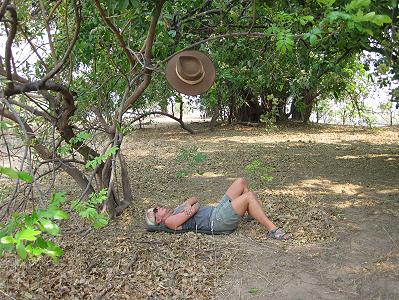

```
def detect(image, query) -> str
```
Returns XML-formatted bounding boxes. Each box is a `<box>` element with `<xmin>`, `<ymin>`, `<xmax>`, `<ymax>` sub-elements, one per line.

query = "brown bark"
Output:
<box><xmin>114</xmin><ymin>152</ymin><xmax>132</xmax><ymax>216</ymax></box>
<box><xmin>0</xmin><ymin>107</ymin><xmax>95</xmax><ymax>196</ymax></box>
<box><xmin>302</xmin><ymin>89</ymin><xmax>317</xmax><ymax>124</ymax></box>
<box><xmin>209</xmin><ymin>88</ymin><xmax>222</xmax><ymax>131</ymax></box>
<box><xmin>131</xmin><ymin>111</ymin><xmax>195</xmax><ymax>134</ymax></box>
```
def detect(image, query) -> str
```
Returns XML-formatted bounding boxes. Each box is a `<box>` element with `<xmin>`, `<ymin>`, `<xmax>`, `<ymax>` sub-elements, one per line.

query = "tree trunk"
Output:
<box><xmin>160</xmin><ymin>103</ymin><xmax>168</xmax><ymax>114</ymax></box>
<box><xmin>290</xmin><ymin>98</ymin><xmax>302</xmax><ymax>121</ymax></box>
<box><xmin>236</xmin><ymin>89</ymin><xmax>262</xmax><ymax>123</ymax></box>
<box><xmin>302</xmin><ymin>89</ymin><xmax>317</xmax><ymax>124</ymax></box>
<box><xmin>276</xmin><ymin>100</ymin><xmax>288</xmax><ymax>123</ymax></box>
<box><xmin>228</xmin><ymin>94</ymin><xmax>235</xmax><ymax>124</ymax></box>
<box><xmin>209</xmin><ymin>88</ymin><xmax>221</xmax><ymax>131</ymax></box>
<box><xmin>114</xmin><ymin>152</ymin><xmax>132</xmax><ymax>216</ymax></box>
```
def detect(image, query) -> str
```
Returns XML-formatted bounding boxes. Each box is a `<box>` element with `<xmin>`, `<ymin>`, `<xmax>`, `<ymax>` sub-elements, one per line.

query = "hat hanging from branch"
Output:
<box><xmin>165</xmin><ymin>50</ymin><xmax>216</xmax><ymax>96</ymax></box>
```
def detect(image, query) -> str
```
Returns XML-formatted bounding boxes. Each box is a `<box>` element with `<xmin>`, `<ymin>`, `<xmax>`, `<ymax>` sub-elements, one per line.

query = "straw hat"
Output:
<box><xmin>165</xmin><ymin>50</ymin><xmax>216</xmax><ymax>96</ymax></box>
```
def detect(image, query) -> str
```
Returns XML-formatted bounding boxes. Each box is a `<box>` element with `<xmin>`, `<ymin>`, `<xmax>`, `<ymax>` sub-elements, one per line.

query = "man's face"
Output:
<box><xmin>153</xmin><ymin>207</ymin><xmax>168</xmax><ymax>224</ymax></box>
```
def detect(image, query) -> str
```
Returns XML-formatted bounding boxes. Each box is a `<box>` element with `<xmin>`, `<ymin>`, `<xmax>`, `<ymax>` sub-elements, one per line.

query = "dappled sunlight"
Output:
<box><xmin>376</xmin><ymin>261</ymin><xmax>399</xmax><ymax>273</ymax></box>
<box><xmin>141</xmin><ymin>197</ymin><xmax>154</xmax><ymax>206</ymax></box>
<box><xmin>191</xmin><ymin>171</ymin><xmax>224</xmax><ymax>178</ymax></box>
<box><xmin>334</xmin><ymin>198</ymin><xmax>378</xmax><ymax>209</ymax></box>
<box><xmin>279</xmin><ymin>178</ymin><xmax>364</xmax><ymax>196</ymax></box>
<box><xmin>376</xmin><ymin>188</ymin><xmax>399</xmax><ymax>195</ymax></box>
<box><xmin>337</xmin><ymin>153</ymin><xmax>399</xmax><ymax>161</ymax></box>
<box><xmin>152</xmin><ymin>165</ymin><xmax>165</xmax><ymax>170</ymax></box>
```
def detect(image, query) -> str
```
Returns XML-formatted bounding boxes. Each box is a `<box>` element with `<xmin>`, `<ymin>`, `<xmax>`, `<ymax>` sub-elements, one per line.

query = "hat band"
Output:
<box><xmin>175</xmin><ymin>65</ymin><xmax>205</xmax><ymax>85</ymax></box>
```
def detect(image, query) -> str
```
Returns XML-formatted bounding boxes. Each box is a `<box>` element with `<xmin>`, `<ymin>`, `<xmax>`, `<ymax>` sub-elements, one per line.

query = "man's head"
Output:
<box><xmin>145</xmin><ymin>208</ymin><xmax>157</xmax><ymax>226</ymax></box>
<box><xmin>145</xmin><ymin>206</ymin><xmax>169</xmax><ymax>226</ymax></box>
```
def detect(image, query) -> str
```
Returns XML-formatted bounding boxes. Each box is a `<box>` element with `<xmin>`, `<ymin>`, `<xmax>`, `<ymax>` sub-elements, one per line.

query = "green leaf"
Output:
<box><xmin>0</xmin><ymin>242</ymin><xmax>14</xmax><ymax>256</ymax></box>
<box><xmin>43</xmin><ymin>241</ymin><xmax>63</xmax><ymax>261</ymax></box>
<box><xmin>326</xmin><ymin>11</ymin><xmax>351</xmax><ymax>23</ymax></box>
<box><xmin>0</xmin><ymin>120</ymin><xmax>12</xmax><ymax>130</ymax></box>
<box><xmin>88</xmin><ymin>189</ymin><xmax>108</xmax><ymax>205</ymax></box>
<box><xmin>276</xmin><ymin>30</ymin><xmax>294</xmax><ymax>54</ymax></box>
<box><xmin>15</xmin><ymin>227</ymin><xmax>41</xmax><ymax>241</ymax></box>
<box><xmin>50</xmin><ymin>209</ymin><xmax>69</xmax><ymax>220</ymax></box>
<box><xmin>370</xmin><ymin>14</ymin><xmax>392</xmax><ymax>26</ymax></box>
<box><xmin>309</xmin><ymin>34</ymin><xmax>318</xmax><ymax>46</ymax></box>
<box><xmin>168</xmin><ymin>30</ymin><xmax>176</xmax><ymax>37</ymax></box>
<box><xmin>345</xmin><ymin>0</ymin><xmax>370</xmax><ymax>11</ymax></box>
<box><xmin>79</xmin><ymin>207</ymin><xmax>97</xmax><ymax>218</ymax></box>
<box><xmin>38</xmin><ymin>207</ymin><xmax>68</xmax><ymax>220</ymax></box>
<box><xmin>25</xmin><ymin>244</ymin><xmax>44</xmax><ymax>256</ymax></box>
<box><xmin>299</xmin><ymin>16</ymin><xmax>314</xmax><ymax>26</ymax></box>
<box><xmin>17</xmin><ymin>171</ymin><xmax>33</xmax><ymax>183</ymax></box>
<box><xmin>70</xmin><ymin>131</ymin><xmax>92</xmax><ymax>144</ymax></box>
<box><xmin>92</xmin><ymin>217</ymin><xmax>108</xmax><ymax>229</ymax></box>
<box><xmin>1</xmin><ymin>236</ymin><xmax>16</xmax><ymax>244</ymax></box>
<box><xmin>51</xmin><ymin>192</ymin><xmax>67</xmax><ymax>207</ymax></box>
<box><xmin>16</xmin><ymin>241</ymin><xmax>27</xmax><ymax>260</ymax></box>
<box><xmin>71</xmin><ymin>200</ymin><xmax>85</xmax><ymax>212</ymax></box>
<box><xmin>119</xmin><ymin>0</ymin><xmax>130</xmax><ymax>10</ymax></box>
<box><xmin>85</xmin><ymin>146</ymin><xmax>119</xmax><ymax>170</ymax></box>
<box><xmin>57</xmin><ymin>144</ymin><xmax>72</xmax><ymax>156</ymax></box>
<box><xmin>317</xmin><ymin>0</ymin><xmax>336</xmax><ymax>6</ymax></box>
<box><xmin>176</xmin><ymin>171</ymin><xmax>187</xmax><ymax>178</ymax></box>
<box><xmin>0</xmin><ymin>167</ymin><xmax>19</xmax><ymax>180</ymax></box>
<box><xmin>249</xmin><ymin>288</ymin><xmax>258</xmax><ymax>294</ymax></box>
<box><xmin>39</xmin><ymin>219</ymin><xmax>60</xmax><ymax>236</ymax></box>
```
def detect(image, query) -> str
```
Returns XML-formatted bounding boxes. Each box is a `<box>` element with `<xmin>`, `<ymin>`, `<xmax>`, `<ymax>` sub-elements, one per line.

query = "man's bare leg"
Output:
<box><xmin>230</xmin><ymin>191</ymin><xmax>276</xmax><ymax>231</ymax></box>
<box><xmin>225</xmin><ymin>178</ymin><xmax>289</xmax><ymax>239</ymax></box>
<box><xmin>225</xmin><ymin>178</ymin><xmax>250</xmax><ymax>200</ymax></box>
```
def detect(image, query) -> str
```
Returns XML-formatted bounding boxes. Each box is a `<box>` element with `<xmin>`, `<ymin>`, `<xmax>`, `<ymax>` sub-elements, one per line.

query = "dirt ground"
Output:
<box><xmin>1</xmin><ymin>122</ymin><xmax>398</xmax><ymax>300</ymax></box>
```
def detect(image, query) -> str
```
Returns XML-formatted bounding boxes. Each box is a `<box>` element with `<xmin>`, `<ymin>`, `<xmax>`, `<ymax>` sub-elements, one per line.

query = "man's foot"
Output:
<box><xmin>267</xmin><ymin>228</ymin><xmax>290</xmax><ymax>241</ymax></box>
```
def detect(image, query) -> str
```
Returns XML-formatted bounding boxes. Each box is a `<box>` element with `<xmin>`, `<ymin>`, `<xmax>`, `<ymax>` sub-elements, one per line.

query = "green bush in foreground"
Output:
<box><xmin>0</xmin><ymin>189</ymin><xmax>109</xmax><ymax>262</ymax></box>
<box><xmin>0</xmin><ymin>193</ymin><xmax>68</xmax><ymax>262</ymax></box>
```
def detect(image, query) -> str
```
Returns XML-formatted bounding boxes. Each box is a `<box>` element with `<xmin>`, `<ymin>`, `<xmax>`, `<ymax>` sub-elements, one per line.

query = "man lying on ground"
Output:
<box><xmin>145</xmin><ymin>178</ymin><xmax>289</xmax><ymax>240</ymax></box>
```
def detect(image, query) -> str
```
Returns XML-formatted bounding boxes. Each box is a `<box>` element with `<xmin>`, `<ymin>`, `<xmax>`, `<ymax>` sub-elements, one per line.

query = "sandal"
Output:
<box><xmin>267</xmin><ymin>228</ymin><xmax>290</xmax><ymax>241</ymax></box>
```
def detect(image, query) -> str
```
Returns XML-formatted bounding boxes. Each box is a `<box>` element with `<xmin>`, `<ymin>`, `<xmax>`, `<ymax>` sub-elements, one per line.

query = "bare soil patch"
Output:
<box><xmin>1</xmin><ymin>123</ymin><xmax>398</xmax><ymax>299</ymax></box>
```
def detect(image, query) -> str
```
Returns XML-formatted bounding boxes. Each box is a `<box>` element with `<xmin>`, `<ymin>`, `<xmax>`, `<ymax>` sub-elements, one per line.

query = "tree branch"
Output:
<box><xmin>121</xmin><ymin>0</ymin><xmax>166</xmax><ymax>114</ymax></box>
<box><xmin>0</xmin><ymin>105</ymin><xmax>96</xmax><ymax>196</ymax></box>
<box><xmin>18</xmin><ymin>24</ymin><xmax>49</xmax><ymax>71</ymax></box>
<box><xmin>4</xmin><ymin>5</ymin><xmax>17</xmax><ymax>91</ymax></box>
<box><xmin>130</xmin><ymin>111</ymin><xmax>195</xmax><ymax>134</ymax></box>
<box><xmin>94</xmin><ymin>0</ymin><xmax>136</xmax><ymax>69</ymax></box>
<box><xmin>7</xmin><ymin>98</ymin><xmax>55</xmax><ymax>122</ymax></box>
<box><xmin>0</xmin><ymin>0</ymin><xmax>10</xmax><ymax>21</ymax></box>
<box><xmin>40</xmin><ymin>0</ymin><xmax>81</xmax><ymax>83</ymax></box>
<box><xmin>160</xmin><ymin>31</ymin><xmax>274</xmax><ymax>66</ymax></box>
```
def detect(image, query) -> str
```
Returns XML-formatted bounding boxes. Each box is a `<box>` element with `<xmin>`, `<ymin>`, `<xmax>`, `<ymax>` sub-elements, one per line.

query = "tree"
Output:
<box><xmin>0</xmin><ymin>0</ymin><xmax>395</xmax><ymax>221</ymax></box>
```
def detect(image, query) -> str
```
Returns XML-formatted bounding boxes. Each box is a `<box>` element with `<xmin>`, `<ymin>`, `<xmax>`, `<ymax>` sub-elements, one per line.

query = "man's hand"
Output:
<box><xmin>183</xmin><ymin>202</ymin><xmax>199</xmax><ymax>216</ymax></box>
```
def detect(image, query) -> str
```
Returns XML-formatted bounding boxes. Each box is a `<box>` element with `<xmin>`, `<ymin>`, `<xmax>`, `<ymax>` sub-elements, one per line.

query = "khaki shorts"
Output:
<box><xmin>210</xmin><ymin>194</ymin><xmax>242</xmax><ymax>231</ymax></box>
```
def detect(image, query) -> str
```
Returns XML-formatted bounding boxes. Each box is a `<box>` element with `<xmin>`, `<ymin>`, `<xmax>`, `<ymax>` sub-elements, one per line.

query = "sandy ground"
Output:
<box><xmin>0</xmin><ymin>122</ymin><xmax>398</xmax><ymax>299</ymax></box>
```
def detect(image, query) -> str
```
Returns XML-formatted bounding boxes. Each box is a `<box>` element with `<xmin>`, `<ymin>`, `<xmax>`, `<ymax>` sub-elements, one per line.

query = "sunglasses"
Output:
<box><xmin>153</xmin><ymin>207</ymin><xmax>158</xmax><ymax>214</ymax></box>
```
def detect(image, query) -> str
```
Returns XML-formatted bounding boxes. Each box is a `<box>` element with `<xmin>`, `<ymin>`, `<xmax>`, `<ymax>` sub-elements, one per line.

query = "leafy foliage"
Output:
<box><xmin>57</xmin><ymin>131</ymin><xmax>92</xmax><ymax>156</ymax></box>
<box><xmin>175</xmin><ymin>146</ymin><xmax>207</xmax><ymax>178</ymax></box>
<box><xmin>85</xmin><ymin>146</ymin><xmax>119</xmax><ymax>170</ymax></box>
<box><xmin>0</xmin><ymin>0</ymin><xmax>397</xmax><ymax>229</ymax></box>
<box><xmin>244</xmin><ymin>160</ymin><xmax>275</xmax><ymax>190</ymax></box>
<box><xmin>71</xmin><ymin>189</ymin><xmax>109</xmax><ymax>229</ymax></box>
<box><xmin>0</xmin><ymin>193</ymin><xmax>68</xmax><ymax>262</ymax></box>
<box><xmin>0</xmin><ymin>167</ymin><xmax>33</xmax><ymax>183</ymax></box>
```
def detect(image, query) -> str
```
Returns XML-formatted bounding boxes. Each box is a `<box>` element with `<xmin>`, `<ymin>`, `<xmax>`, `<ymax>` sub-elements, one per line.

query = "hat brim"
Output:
<box><xmin>165</xmin><ymin>50</ymin><xmax>216</xmax><ymax>96</ymax></box>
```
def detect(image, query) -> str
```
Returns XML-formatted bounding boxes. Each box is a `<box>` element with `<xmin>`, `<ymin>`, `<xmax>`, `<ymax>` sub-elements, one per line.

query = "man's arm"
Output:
<box><xmin>184</xmin><ymin>196</ymin><xmax>198</xmax><ymax>206</ymax></box>
<box><xmin>164</xmin><ymin>202</ymin><xmax>200</xmax><ymax>230</ymax></box>
<box><xmin>181</xmin><ymin>197</ymin><xmax>199</xmax><ymax>216</ymax></box>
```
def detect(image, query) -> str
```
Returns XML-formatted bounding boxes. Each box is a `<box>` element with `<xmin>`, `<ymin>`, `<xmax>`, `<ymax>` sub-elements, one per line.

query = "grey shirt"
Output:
<box><xmin>174</xmin><ymin>205</ymin><xmax>214</xmax><ymax>231</ymax></box>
